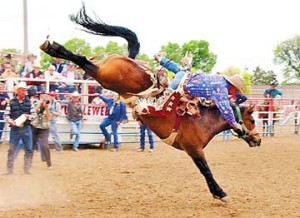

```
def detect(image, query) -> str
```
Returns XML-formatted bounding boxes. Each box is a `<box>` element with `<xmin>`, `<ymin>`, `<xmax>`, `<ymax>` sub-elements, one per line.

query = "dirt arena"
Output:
<box><xmin>0</xmin><ymin>135</ymin><xmax>299</xmax><ymax>218</ymax></box>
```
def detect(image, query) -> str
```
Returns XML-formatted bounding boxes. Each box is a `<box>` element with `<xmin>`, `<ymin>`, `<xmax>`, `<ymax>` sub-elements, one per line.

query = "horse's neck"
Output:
<box><xmin>201</xmin><ymin>107</ymin><xmax>229</xmax><ymax>134</ymax></box>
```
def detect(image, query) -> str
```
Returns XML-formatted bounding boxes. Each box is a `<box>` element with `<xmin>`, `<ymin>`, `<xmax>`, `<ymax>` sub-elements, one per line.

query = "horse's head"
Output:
<box><xmin>235</xmin><ymin>105</ymin><xmax>262</xmax><ymax>147</ymax></box>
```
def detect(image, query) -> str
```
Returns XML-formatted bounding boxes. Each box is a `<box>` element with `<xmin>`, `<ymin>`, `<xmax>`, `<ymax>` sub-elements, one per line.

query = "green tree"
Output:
<box><xmin>161</xmin><ymin>43</ymin><xmax>182</xmax><ymax>63</ymax></box>
<box><xmin>159</xmin><ymin>40</ymin><xmax>217</xmax><ymax>72</ymax></box>
<box><xmin>64</xmin><ymin>38</ymin><xmax>93</xmax><ymax>57</ymax></box>
<box><xmin>252</xmin><ymin>66</ymin><xmax>278</xmax><ymax>85</ymax></box>
<box><xmin>182</xmin><ymin>40</ymin><xmax>216</xmax><ymax>72</ymax></box>
<box><xmin>274</xmin><ymin>35</ymin><xmax>300</xmax><ymax>84</ymax></box>
<box><xmin>104</xmin><ymin>41</ymin><xmax>127</xmax><ymax>55</ymax></box>
<box><xmin>39</xmin><ymin>52</ymin><xmax>54</xmax><ymax>70</ymax></box>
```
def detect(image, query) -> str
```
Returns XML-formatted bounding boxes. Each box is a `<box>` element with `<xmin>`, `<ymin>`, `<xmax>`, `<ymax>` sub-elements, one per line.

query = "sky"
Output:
<box><xmin>1</xmin><ymin>0</ymin><xmax>300</xmax><ymax>79</ymax></box>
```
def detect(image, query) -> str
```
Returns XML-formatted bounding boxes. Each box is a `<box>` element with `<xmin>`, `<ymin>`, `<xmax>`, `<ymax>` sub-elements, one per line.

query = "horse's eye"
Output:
<box><xmin>251</xmin><ymin>120</ymin><xmax>255</xmax><ymax>124</ymax></box>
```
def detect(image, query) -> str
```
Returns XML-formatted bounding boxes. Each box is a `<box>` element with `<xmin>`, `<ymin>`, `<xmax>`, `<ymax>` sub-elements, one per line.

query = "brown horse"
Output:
<box><xmin>40</xmin><ymin>5</ymin><xmax>261</xmax><ymax>201</ymax></box>
<box><xmin>257</xmin><ymin>99</ymin><xmax>279</xmax><ymax>137</ymax></box>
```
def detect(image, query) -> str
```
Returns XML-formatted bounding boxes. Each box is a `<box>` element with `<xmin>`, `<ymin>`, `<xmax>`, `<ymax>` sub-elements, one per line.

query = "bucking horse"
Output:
<box><xmin>40</xmin><ymin>5</ymin><xmax>261</xmax><ymax>202</ymax></box>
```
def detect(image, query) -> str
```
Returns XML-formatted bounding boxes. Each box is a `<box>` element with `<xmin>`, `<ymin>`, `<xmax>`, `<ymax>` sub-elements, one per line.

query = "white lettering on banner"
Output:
<box><xmin>61</xmin><ymin>105</ymin><xmax>108</xmax><ymax>116</ymax></box>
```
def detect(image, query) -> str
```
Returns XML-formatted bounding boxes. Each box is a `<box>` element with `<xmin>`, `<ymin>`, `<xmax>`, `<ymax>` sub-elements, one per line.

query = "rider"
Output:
<box><xmin>263</xmin><ymin>81</ymin><xmax>283</xmax><ymax>99</ymax></box>
<box><xmin>154</xmin><ymin>53</ymin><xmax>248</xmax><ymax>135</ymax></box>
<box><xmin>263</xmin><ymin>81</ymin><xmax>283</xmax><ymax>112</ymax></box>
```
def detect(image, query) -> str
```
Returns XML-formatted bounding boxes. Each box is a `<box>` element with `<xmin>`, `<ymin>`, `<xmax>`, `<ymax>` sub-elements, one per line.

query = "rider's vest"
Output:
<box><xmin>10</xmin><ymin>97</ymin><xmax>32</xmax><ymax>126</ymax></box>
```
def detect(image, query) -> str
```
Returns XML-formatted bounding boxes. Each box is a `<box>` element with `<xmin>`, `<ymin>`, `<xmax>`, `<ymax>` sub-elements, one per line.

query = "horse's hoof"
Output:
<box><xmin>220</xmin><ymin>196</ymin><xmax>230</xmax><ymax>202</ymax></box>
<box><xmin>40</xmin><ymin>40</ymin><xmax>50</xmax><ymax>51</ymax></box>
<box><xmin>213</xmin><ymin>195</ymin><xmax>229</xmax><ymax>202</ymax></box>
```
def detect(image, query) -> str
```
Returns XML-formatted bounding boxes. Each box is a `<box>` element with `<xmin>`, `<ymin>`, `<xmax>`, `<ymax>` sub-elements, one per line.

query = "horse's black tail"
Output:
<box><xmin>70</xmin><ymin>5</ymin><xmax>140</xmax><ymax>59</ymax></box>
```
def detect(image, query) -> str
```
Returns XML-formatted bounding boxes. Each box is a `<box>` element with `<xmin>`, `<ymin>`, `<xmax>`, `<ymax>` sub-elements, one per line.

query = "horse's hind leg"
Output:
<box><xmin>40</xmin><ymin>40</ymin><xmax>98</xmax><ymax>73</ymax></box>
<box><xmin>192</xmin><ymin>155</ymin><xmax>228</xmax><ymax>201</ymax></box>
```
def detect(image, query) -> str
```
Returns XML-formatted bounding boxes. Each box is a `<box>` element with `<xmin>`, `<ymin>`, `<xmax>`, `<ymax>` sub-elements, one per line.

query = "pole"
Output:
<box><xmin>23</xmin><ymin>0</ymin><xmax>28</xmax><ymax>54</ymax></box>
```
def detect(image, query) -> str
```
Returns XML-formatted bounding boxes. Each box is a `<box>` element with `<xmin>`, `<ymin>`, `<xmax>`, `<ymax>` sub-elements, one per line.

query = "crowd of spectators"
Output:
<box><xmin>0</xmin><ymin>53</ymin><xmax>99</xmax><ymax>100</ymax></box>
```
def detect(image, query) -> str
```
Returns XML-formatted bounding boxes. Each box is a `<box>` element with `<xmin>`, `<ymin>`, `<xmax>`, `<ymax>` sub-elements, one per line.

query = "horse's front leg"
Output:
<box><xmin>192</xmin><ymin>153</ymin><xmax>228</xmax><ymax>202</ymax></box>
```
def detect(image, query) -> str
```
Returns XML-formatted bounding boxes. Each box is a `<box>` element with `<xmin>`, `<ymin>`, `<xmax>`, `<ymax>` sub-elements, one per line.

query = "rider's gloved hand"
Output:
<box><xmin>235</xmin><ymin>92</ymin><xmax>248</xmax><ymax>105</ymax></box>
<box><xmin>153</xmin><ymin>54</ymin><xmax>162</xmax><ymax>62</ymax></box>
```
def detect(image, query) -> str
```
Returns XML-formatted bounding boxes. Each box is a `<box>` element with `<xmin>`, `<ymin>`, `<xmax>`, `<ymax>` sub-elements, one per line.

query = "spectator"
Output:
<box><xmin>60</xmin><ymin>62</ymin><xmax>82</xmax><ymax>99</ymax></box>
<box><xmin>31</xmin><ymin>93</ymin><xmax>52</xmax><ymax>169</ymax></box>
<box><xmin>4</xmin><ymin>82</ymin><xmax>36</xmax><ymax>174</ymax></box>
<box><xmin>21</xmin><ymin>53</ymin><xmax>36</xmax><ymax>77</ymax></box>
<box><xmin>137</xmin><ymin>118</ymin><xmax>154</xmax><ymax>153</ymax></box>
<box><xmin>67</xmin><ymin>91</ymin><xmax>83</xmax><ymax>151</ymax></box>
<box><xmin>98</xmin><ymin>93</ymin><xmax>128</xmax><ymax>151</ymax></box>
<box><xmin>14</xmin><ymin>86</ymin><xmax>40</xmax><ymax>157</ymax></box>
<box><xmin>3</xmin><ymin>54</ymin><xmax>17</xmax><ymax>72</ymax></box>
<box><xmin>0</xmin><ymin>61</ymin><xmax>19</xmax><ymax>79</ymax></box>
<box><xmin>48</xmin><ymin>91</ymin><xmax>63</xmax><ymax>151</ymax></box>
<box><xmin>1</xmin><ymin>53</ymin><xmax>12</xmax><ymax>62</ymax></box>
<box><xmin>263</xmin><ymin>82</ymin><xmax>283</xmax><ymax>98</ymax></box>
<box><xmin>26</xmin><ymin>62</ymin><xmax>45</xmax><ymax>93</ymax></box>
<box><xmin>44</xmin><ymin>65</ymin><xmax>64</xmax><ymax>92</ymax></box>
<box><xmin>52</xmin><ymin>57</ymin><xmax>66</xmax><ymax>73</ymax></box>
<box><xmin>0</xmin><ymin>82</ymin><xmax>9</xmax><ymax>140</ymax></box>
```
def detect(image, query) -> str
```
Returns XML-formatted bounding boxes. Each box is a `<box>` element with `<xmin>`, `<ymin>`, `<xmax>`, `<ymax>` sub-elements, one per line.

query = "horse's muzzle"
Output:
<box><xmin>249</xmin><ymin>137</ymin><xmax>262</xmax><ymax>147</ymax></box>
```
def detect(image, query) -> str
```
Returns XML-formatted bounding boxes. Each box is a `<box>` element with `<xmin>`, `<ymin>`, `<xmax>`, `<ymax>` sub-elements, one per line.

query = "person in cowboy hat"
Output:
<box><xmin>4</xmin><ymin>81</ymin><xmax>36</xmax><ymax>174</ymax></box>
<box><xmin>263</xmin><ymin>81</ymin><xmax>283</xmax><ymax>99</ymax></box>
<box><xmin>98</xmin><ymin>93</ymin><xmax>128</xmax><ymax>151</ymax></box>
<box><xmin>67</xmin><ymin>91</ymin><xmax>83</xmax><ymax>151</ymax></box>
<box><xmin>154</xmin><ymin>54</ymin><xmax>247</xmax><ymax>135</ymax></box>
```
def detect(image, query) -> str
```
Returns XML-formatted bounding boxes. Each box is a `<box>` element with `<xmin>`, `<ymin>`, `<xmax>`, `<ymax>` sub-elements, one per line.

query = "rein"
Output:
<box><xmin>231</xmin><ymin>106</ymin><xmax>258</xmax><ymax>139</ymax></box>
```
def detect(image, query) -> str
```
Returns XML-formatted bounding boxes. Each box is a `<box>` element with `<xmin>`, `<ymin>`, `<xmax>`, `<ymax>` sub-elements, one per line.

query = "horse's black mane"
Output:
<box><xmin>70</xmin><ymin>5</ymin><xmax>140</xmax><ymax>59</ymax></box>
<box><xmin>199</xmin><ymin>103</ymin><xmax>246</xmax><ymax>117</ymax></box>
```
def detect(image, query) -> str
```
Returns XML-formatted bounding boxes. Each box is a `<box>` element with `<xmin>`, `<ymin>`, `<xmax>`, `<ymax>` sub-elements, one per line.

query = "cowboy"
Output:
<box><xmin>155</xmin><ymin>54</ymin><xmax>247</xmax><ymax>134</ymax></box>
<box><xmin>4</xmin><ymin>82</ymin><xmax>36</xmax><ymax>174</ymax></box>
<box><xmin>263</xmin><ymin>82</ymin><xmax>283</xmax><ymax>99</ymax></box>
<box><xmin>154</xmin><ymin>52</ymin><xmax>192</xmax><ymax>90</ymax></box>
<box><xmin>98</xmin><ymin>93</ymin><xmax>128</xmax><ymax>151</ymax></box>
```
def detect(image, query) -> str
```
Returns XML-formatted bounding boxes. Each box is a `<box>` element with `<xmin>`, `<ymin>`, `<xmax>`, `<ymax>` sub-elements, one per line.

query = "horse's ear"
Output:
<box><xmin>248</xmin><ymin>104</ymin><xmax>255</xmax><ymax>114</ymax></box>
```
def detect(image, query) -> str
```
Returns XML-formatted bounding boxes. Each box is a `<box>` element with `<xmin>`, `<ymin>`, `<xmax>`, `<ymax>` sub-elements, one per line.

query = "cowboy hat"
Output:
<box><xmin>5</xmin><ymin>54</ymin><xmax>12</xmax><ymax>59</ymax></box>
<box><xmin>14</xmin><ymin>81</ymin><xmax>28</xmax><ymax>93</ymax></box>
<box><xmin>224</xmin><ymin>74</ymin><xmax>245</xmax><ymax>92</ymax></box>
<box><xmin>72</xmin><ymin>91</ymin><xmax>80</xmax><ymax>97</ymax></box>
<box><xmin>270</xmin><ymin>81</ymin><xmax>278</xmax><ymax>86</ymax></box>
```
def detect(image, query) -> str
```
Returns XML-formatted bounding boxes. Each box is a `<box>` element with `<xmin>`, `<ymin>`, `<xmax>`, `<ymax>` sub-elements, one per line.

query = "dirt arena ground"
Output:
<box><xmin>0</xmin><ymin>135</ymin><xmax>299</xmax><ymax>218</ymax></box>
